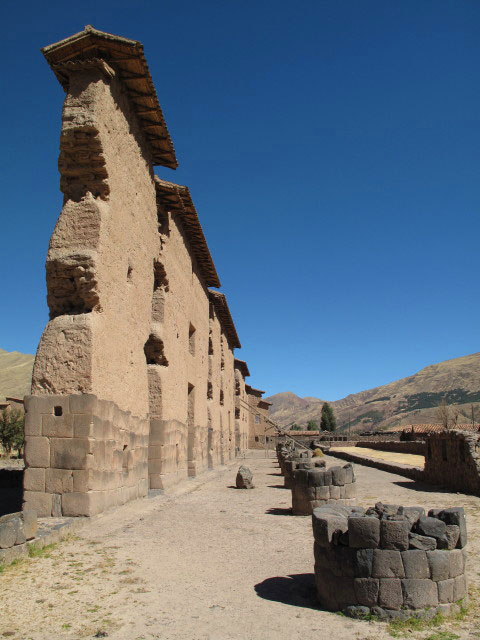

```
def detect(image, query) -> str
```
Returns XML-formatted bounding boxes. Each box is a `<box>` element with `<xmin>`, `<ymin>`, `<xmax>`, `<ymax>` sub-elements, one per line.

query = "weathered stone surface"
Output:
<box><xmin>343</xmin><ymin>605</ymin><xmax>370</xmax><ymax>619</ymax></box>
<box><xmin>329</xmin><ymin>485</ymin><xmax>340</xmax><ymax>500</ymax></box>
<box><xmin>23</xmin><ymin>468</ymin><xmax>46</xmax><ymax>492</ymax></box>
<box><xmin>437</xmin><ymin>578</ymin><xmax>454</xmax><ymax>603</ymax></box>
<box><xmin>236</xmin><ymin>466</ymin><xmax>253</xmax><ymax>489</ymax></box>
<box><xmin>401</xmin><ymin>550</ymin><xmax>429</xmax><ymax>579</ymax></box>
<box><xmin>380</xmin><ymin>520</ymin><xmax>409</xmax><ymax>550</ymax></box>
<box><xmin>331</xmin><ymin>466</ymin><xmax>346</xmax><ymax>486</ymax></box>
<box><xmin>415</xmin><ymin>516</ymin><xmax>447</xmax><ymax>540</ymax></box>
<box><xmin>372</xmin><ymin>550</ymin><xmax>405</xmax><ymax>578</ymax></box>
<box><xmin>438</xmin><ymin>508</ymin><xmax>467</xmax><ymax>549</ymax></box>
<box><xmin>443</xmin><ymin>525</ymin><xmax>460</xmax><ymax>550</ymax></box>
<box><xmin>314</xmin><ymin>568</ymin><xmax>338</xmax><ymax>610</ymax></box>
<box><xmin>312</xmin><ymin>511</ymin><xmax>348</xmax><ymax>548</ymax></box>
<box><xmin>378</xmin><ymin>578</ymin><xmax>403</xmax><ymax>610</ymax></box>
<box><xmin>343</xmin><ymin>463</ymin><xmax>354</xmax><ymax>484</ymax></box>
<box><xmin>24</xmin><ymin>436</ymin><xmax>50</xmax><ymax>468</ymax></box>
<box><xmin>23</xmin><ymin>490</ymin><xmax>53</xmax><ymax>518</ymax></box>
<box><xmin>426</xmin><ymin>550</ymin><xmax>450</xmax><ymax>582</ymax></box>
<box><xmin>399</xmin><ymin>506</ymin><xmax>425</xmax><ymax>528</ymax></box>
<box><xmin>344</xmin><ymin>483</ymin><xmax>356</xmax><ymax>499</ymax></box>
<box><xmin>401</xmin><ymin>579</ymin><xmax>439</xmax><ymax>609</ymax></box>
<box><xmin>0</xmin><ymin>520</ymin><xmax>17</xmax><ymax>549</ymax></box>
<box><xmin>349</xmin><ymin>517</ymin><xmax>380</xmax><ymax>549</ymax></box>
<box><xmin>354</xmin><ymin>578</ymin><xmax>379</xmax><ymax>607</ymax></box>
<box><xmin>22</xmin><ymin>510</ymin><xmax>37</xmax><ymax>540</ymax></box>
<box><xmin>354</xmin><ymin>548</ymin><xmax>374</xmax><ymax>577</ymax></box>
<box><xmin>409</xmin><ymin>532</ymin><xmax>437</xmax><ymax>551</ymax></box>
<box><xmin>453</xmin><ymin>574</ymin><xmax>467</xmax><ymax>600</ymax></box>
<box><xmin>448</xmin><ymin>549</ymin><xmax>464</xmax><ymax>578</ymax></box>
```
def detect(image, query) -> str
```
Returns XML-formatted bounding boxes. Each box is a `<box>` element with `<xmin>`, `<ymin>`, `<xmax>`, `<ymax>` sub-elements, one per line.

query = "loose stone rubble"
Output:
<box><xmin>236</xmin><ymin>466</ymin><xmax>254</xmax><ymax>489</ymax></box>
<box><xmin>0</xmin><ymin>511</ymin><xmax>37</xmax><ymax>549</ymax></box>
<box><xmin>312</xmin><ymin>502</ymin><xmax>468</xmax><ymax>620</ymax></box>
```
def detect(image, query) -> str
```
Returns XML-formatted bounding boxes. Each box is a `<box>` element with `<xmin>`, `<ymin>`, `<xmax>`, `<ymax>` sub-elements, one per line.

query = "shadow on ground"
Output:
<box><xmin>254</xmin><ymin>573</ymin><xmax>319</xmax><ymax>610</ymax></box>
<box><xmin>392</xmin><ymin>480</ymin><xmax>441</xmax><ymax>493</ymax></box>
<box><xmin>268</xmin><ymin>473</ymin><xmax>282</xmax><ymax>477</ymax></box>
<box><xmin>265</xmin><ymin>507</ymin><xmax>292</xmax><ymax>516</ymax></box>
<box><xmin>268</xmin><ymin>484</ymin><xmax>288</xmax><ymax>490</ymax></box>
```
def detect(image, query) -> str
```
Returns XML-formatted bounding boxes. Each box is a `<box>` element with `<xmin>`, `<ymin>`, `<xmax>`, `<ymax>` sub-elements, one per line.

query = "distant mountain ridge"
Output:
<box><xmin>266</xmin><ymin>352</ymin><xmax>480</xmax><ymax>432</ymax></box>
<box><xmin>0</xmin><ymin>348</ymin><xmax>34</xmax><ymax>400</ymax></box>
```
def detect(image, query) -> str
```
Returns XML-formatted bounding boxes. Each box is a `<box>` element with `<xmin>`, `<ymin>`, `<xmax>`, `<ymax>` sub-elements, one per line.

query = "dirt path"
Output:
<box><xmin>1</xmin><ymin>453</ymin><xmax>479</xmax><ymax>640</ymax></box>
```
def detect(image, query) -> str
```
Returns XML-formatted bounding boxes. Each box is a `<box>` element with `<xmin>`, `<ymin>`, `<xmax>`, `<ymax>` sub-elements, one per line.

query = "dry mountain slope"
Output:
<box><xmin>266</xmin><ymin>352</ymin><xmax>480</xmax><ymax>431</ymax></box>
<box><xmin>0</xmin><ymin>348</ymin><xmax>34</xmax><ymax>400</ymax></box>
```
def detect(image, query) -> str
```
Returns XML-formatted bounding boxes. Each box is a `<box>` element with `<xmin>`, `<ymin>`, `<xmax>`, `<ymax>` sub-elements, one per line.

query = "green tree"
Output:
<box><xmin>290</xmin><ymin>423</ymin><xmax>301</xmax><ymax>431</ymax></box>
<box><xmin>0</xmin><ymin>409</ymin><xmax>24</xmax><ymax>457</ymax></box>
<box><xmin>306</xmin><ymin>420</ymin><xmax>318</xmax><ymax>431</ymax></box>
<box><xmin>320</xmin><ymin>403</ymin><xmax>337</xmax><ymax>432</ymax></box>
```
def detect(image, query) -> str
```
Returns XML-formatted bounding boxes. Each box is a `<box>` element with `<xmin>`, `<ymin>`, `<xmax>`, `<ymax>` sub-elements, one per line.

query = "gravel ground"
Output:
<box><xmin>1</xmin><ymin>452</ymin><xmax>479</xmax><ymax>640</ymax></box>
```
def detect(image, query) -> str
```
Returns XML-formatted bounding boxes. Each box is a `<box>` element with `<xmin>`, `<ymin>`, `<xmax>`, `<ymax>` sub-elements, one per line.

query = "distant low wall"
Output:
<box><xmin>327</xmin><ymin>449</ymin><xmax>422</xmax><ymax>481</ymax></box>
<box><xmin>423</xmin><ymin>430</ymin><xmax>480</xmax><ymax>496</ymax></box>
<box><xmin>356</xmin><ymin>441</ymin><xmax>425</xmax><ymax>456</ymax></box>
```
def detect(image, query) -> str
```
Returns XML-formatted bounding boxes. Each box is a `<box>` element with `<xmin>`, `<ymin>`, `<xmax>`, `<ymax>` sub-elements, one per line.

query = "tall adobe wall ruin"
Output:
<box><xmin>23</xmin><ymin>26</ymin><xmax>250</xmax><ymax>517</ymax></box>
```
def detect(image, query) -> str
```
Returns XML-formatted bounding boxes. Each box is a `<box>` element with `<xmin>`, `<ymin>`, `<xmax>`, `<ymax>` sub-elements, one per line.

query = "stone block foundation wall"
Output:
<box><xmin>148</xmin><ymin>419</ymin><xmax>187</xmax><ymax>490</ymax></box>
<box><xmin>312</xmin><ymin>503</ymin><xmax>468</xmax><ymax>620</ymax></box>
<box><xmin>23</xmin><ymin>394</ymin><xmax>148</xmax><ymax>516</ymax></box>
<box><xmin>292</xmin><ymin>463</ymin><xmax>356</xmax><ymax>515</ymax></box>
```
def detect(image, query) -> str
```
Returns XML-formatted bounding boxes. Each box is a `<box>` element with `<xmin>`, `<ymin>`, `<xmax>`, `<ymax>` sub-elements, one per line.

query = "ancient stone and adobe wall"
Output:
<box><xmin>247</xmin><ymin>386</ymin><xmax>272</xmax><ymax>449</ymax></box>
<box><xmin>423</xmin><ymin>430</ymin><xmax>480</xmax><ymax>496</ymax></box>
<box><xmin>234</xmin><ymin>360</ymin><xmax>250</xmax><ymax>455</ymax></box>
<box><xmin>312</xmin><ymin>503</ymin><xmax>468</xmax><ymax>620</ymax></box>
<box><xmin>23</xmin><ymin>27</ymin><xmax>254</xmax><ymax>516</ymax></box>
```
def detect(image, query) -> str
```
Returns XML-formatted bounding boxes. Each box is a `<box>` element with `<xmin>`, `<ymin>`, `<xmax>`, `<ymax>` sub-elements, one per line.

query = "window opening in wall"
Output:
<box><xmin>208</xmin><ymin>337</ymin><xmax>213</xmax><ymax>355</ymax></box>
<box><xmin>255</xmin><ymin>414</ymin><xmax>260</xmax><ymax>424</ymax></box>
<box><xmin>152</xmin><ymin>260</ymin><xmax>168</xmax><ymax>323</ymax></box>
<box><xmin>255</xmin><ymin>436</ymin><xmax>259</xmax><ymax>442</ymax></box>
<box><xmin>189</xmin><ymin>323</ymin><xmax>196</xmax><ymax>356</ymax></box>
<box><xmin>442</xmin><ymin>440</ymin><xmax>448</xmax><ymax>462</ymax></box>
<box><xmin>127</xmin><ymin>263</ymin><xmax>133</xmax><ymax>282</ymax></box>
<box><xmin>207</xmin><ymin>382</ymin><xmax>213</xmax><ymax>400</ymax></box>
<box><xmin>54</xmin><ymin>406</ymin><xmax>63</xmax><ymax>417</ymax></box>
<box><xmin>220</xmin><ymin>389</ymin><xmax>224</xmax><ymax>406</ymax></box>
<box><xmin>235</xmin><ymin>408</ymin><xmax>240</xmax><ymax>419</ymax></box>
<box><xmin>122</xmin><ymin>444</ymin><xmax>129</xmax><ymax>472</ymax></box>
<box><xmin>144</xmin><ymin>334</ymin><xmax>169</xmax><ymax>366</ymax></box>
<box><xmin>156</xmin><ymin>205</ymin><xmax>169</xmax><ymax>235</ymax></box>
<box><xmin>188</xmin><ymin>384</ymin><xmax>195</xmax><ymax>427</ymax></box>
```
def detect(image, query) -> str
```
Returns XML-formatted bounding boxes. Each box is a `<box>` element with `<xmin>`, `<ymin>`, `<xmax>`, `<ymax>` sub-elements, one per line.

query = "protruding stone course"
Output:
<box><xmin>312</xmin><ymin>503</ymin><xmax>468</xmax><ymax>620</ymax></box>
<box><xmin>0</xmin><ymin>511</ymin><xmax>37</xmax><ymax>549</ymax></box>
<box><xmin>236</xmin><ymin>466</ymin><xmax>253</xmax><ymax>489</ymax></box>
<box><xmin>291</xmin><ymin>463</ymin><xmax>356</xmax><ymax>515</ymax></box>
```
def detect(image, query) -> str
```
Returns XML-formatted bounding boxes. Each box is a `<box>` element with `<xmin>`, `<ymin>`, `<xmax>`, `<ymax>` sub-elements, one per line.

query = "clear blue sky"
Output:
<box><xmin>1</xmin><ymin>0</ymin><xmax>479</xmax><ymax>400</ymax></box>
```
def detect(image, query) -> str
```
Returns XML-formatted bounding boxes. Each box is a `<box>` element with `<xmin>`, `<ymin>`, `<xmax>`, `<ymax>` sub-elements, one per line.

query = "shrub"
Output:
<box><xmin>0</xmin><ymin>409</ymin><xmax>25</xmax><ymax>457</ymax></box>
